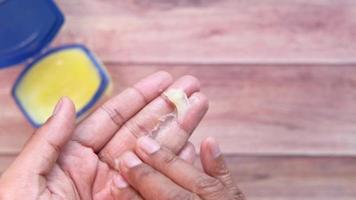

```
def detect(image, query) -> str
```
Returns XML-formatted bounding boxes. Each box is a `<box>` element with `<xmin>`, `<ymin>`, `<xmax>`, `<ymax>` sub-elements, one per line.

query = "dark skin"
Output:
<box><xmin>0</xmin><ymin>72</ymin><xmax>245</xmax><ymax>200</ymax></box>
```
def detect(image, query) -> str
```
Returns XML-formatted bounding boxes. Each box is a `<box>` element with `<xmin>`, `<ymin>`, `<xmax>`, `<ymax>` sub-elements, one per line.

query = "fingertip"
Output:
<box><xmin>205</xmin><ymin>137</ymin><xmax>222</xmax><ymax>159</ymax></box>
<box><xmin>134</xmin><ymin>71</ymin><xmax>174</xmax><ymax>101</ymax></box>
<box><xmin>50</xmin><ymin>97</ymin><xmax>76</xmax><ymax>129</ymax></box>
<box><xmin>156</xmin><ymin>71</ymin><xmax>173</xmax><ymax>82</ymax></box>
<box><xmin>181</xmin><ymin>75</ymin><xmax>201</xmax><ymax>91</ymax></box>
<box><xmin>136</xmin><ymin>70</ymin><xmax>173</xmax><ymax>88</ymax></box>
<box><xmin>52</xmin><ymin>97</ymin><xmax>64</xmax><ymax>115</ymax></box>
<box><xmin>52</xmin><ymin>97</ymin><xmax>76</xmax><ymax>119</ymax></box>
<box><xmin>153</xmin><ymin>71</ymin><xmax>174</xmax><ymax>90</ymax></box>
<box><xmin>172</xmin><ymin>75</ymin><xmax>201</xmax><ymax>96</ymax></box>
<box><xmin>40</xmin><ymin>96</ymin><xmax>76</xmax><ymax>132</ymax></box>
<box><xmin>200</xmin><ymin>137</ymin><xmax>230</xmax><ymax>182</ymax></box>
<box><xmin>121</xmin><ymin>151</ymin><xmax>142</xmax><ymax>169</ymax></box>
<box><xmin>113</xmin><ymin>173</ymin><xmax>129</xmax><ymax>189</ymax></box>
<box><xmin>180</xmin><ymin>92</ymin><xmax>209</xmax><ymax>133</ymax></box>
<box><xmin>178</xmin><ymin>142</ymin><xmax>196</xmax><ymax>164</ymax></box>
<box><xmin>189</xmin><ymin>92</ymin><xmax>209</xmax><ymax>111</ymax></box>
<box><xmin>137</xmin><ymin>136</ymin><xmax>161</xmax><ymax>155</ymax></box>
<box><xmin>201</xmin><ymin>138</ymin><xmax>240</xmax><ymax>197</ymax></box>
<box><xmin>61</xmin><ymin>96</ymin><xmax>76</xmax><ymax>112</ymax></box>
<box><xmin>201</xmin><ymin>137</ymin><xmax>222</xmax><ymax>164</ymax></box>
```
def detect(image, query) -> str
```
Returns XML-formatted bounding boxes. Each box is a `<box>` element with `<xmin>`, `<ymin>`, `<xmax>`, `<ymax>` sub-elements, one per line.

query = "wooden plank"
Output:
<box><xmin>104</xmin><ymin>64</ymin><xmax>356</xmax><ymax>156</ymax></box>
<box><xmin>225</xmin><ymin>155</ymin><xmax>356</xmax><ymax>200</ymax></box>
<box><xmin>1</xmin><ymin>65</ymin><xmax>356</xmax><ymax>155</ymax></box>
<box><xmin>52</xmin><ymin>0</ymin><xmax>356</xmax><ymax>63</ymax></box>
<box><xmin>0</xmin><ymin>67</ymin><xmax>34</xmax><ymax>154</ymax></box>
<box><xmin>1</xmin><ymin>154</ymin><xmax>355</xmax><ymax>200</ymax></box>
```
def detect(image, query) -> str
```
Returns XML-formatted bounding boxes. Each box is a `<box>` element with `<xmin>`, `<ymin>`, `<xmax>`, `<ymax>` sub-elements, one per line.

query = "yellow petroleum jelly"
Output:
<box><xmin>15</xmin><ymin>48</ymin><xmax>103</xmax><ymax>125</ymax></box>
<box><xmin>163</xmin><ymin>89</ymin><xmax>189</xmax><ymax>120</ymax></box>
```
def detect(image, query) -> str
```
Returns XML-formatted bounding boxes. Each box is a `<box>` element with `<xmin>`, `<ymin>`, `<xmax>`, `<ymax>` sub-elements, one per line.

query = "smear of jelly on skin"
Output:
<box><xmin>163</xmin><ymin>89</ymin><xmax>189</xmax><ymax>120</ymax></box>
<box><xmin>149</xmin><ymin>89</ymin><xmax>189</xmax><ymax>138</ymax></box>
<box><xmin>150</xmin><ymin>113</ymin><xmax>175</xmax><ymax>138</ymax></box>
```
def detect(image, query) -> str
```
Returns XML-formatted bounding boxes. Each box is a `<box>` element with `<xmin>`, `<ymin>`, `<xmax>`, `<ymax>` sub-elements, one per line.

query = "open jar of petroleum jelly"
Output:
<box><xmin>0</xmin><ymin>0</ymin><xmax>110</xmax><ymax>127</ymax></box>
<box><xmin>12</xmin><ymin>46</ymin><xmax>110</xmax><ymax>126</ymax></box>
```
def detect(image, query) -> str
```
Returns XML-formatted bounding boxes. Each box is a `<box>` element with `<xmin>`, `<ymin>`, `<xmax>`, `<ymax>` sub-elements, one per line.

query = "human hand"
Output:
<box><xmin>114</xmin><ymin>136</ymin><xmax>246</xmax><ymax>200</ymax></box>
<box><xmin>0</xmin><ymin>71</ymin><xmax>208</xmax><ymax>200</ymax></box>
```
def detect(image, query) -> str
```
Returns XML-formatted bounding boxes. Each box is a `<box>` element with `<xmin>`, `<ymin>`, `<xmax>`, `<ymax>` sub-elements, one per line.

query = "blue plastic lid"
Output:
<box><xmin>0</xmin><ymin>0</ymin><xmax>64</xmax><ymax>68</ymax></box>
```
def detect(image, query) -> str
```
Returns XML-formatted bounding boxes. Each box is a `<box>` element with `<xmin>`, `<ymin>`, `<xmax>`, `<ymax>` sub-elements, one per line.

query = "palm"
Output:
<box><xmin>44</xmin><ymin>141</ymin><xmax>116</xmax><ymax>199</ymax></box>
<box><xmin>36</xmin><ymin>73</ymin><xmax>206</xmax><ymax>199</ymax></box>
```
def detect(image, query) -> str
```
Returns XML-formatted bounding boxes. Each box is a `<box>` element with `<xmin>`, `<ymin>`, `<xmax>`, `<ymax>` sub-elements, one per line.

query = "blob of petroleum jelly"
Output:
<box><xmin>163</xmin><ymin>89</ymin><xmax>189</xmax><ymax>120</ymax></box>
<box><xmin>13</xmin><ymin>46</ymin><xmax>110</xmax><ymax>126</ymax></box>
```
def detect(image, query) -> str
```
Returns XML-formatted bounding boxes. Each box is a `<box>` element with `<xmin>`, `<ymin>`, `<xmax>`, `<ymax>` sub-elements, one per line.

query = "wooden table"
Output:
<box><xmin>1</xmin><ymin>1</ymin><xmax>356</xmax><ymax>199</ymax></box>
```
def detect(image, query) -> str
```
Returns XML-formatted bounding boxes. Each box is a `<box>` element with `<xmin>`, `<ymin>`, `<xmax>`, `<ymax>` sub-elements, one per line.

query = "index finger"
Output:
<box><xmin>134</xmin><ymin>136</ymin><xmax>231</xmax><ymax>199</ymax></box>
<box><xmin>119</xmin><ymin>151</ymin><xmax>198</xmax><ymax>200</ymax></box>
<box><xmin>72</xmin><ymin>71</ymin><xmax>173</xmax><ymax>152</ymax></box>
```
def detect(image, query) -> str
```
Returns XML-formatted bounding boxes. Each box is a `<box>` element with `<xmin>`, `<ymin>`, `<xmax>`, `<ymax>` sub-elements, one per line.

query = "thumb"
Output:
<box><xmin>200</xmin><ymin>137</ymin><xmax>246</xmax><ymax>200</ymax></box>
<box><xmin>12</xmin><ymin>97</ymin><xmax>76</xmax><ymax>175</ymax></box>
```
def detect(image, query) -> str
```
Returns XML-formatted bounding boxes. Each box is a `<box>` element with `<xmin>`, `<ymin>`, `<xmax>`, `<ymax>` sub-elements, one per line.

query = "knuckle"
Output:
<box><xmin>182</xmin><ymin>75</ymin><xmax>201</xmax><ymax>89</ymax></box>
<box><xmin>214</xmin><ymin>162</ymin><xmax>230</xmax><ymax>176</ymax></box>
<box><xmin>160</xmin><ymin>149</ymin><xmax>179</xmax><ymax>167</ymax></box>
<box><xmin>132</xmin><ymin>165</ymin><xmax>155</xmax><ymax>181</ymax></box>
<box><xmin>194</xmin><ymin>176</ymin><xmax>224</xmax><ymax>194</ymax></box>
<box><xmin>45</xmin><ymin>139</ymin><xmax>61</xmax><ymax>156</ymax></box>
<box><xmin>100</xmin><ymin>104</ymin><xmax>125</xmax><ymax>126</ymax></box>
<box><xmin>124</xmin><ymin>120</ymin><xmax>150</xmax><ymax>138</ymax></box>
<box><xmin>156</xmin><ymin>71</ymin><xmax>173</xmax><ymax>81</ymax></box>
<box><xmin>131</xmin><ymin>86</ymin><xmax>149</xmax><ymax>104</ymax></box>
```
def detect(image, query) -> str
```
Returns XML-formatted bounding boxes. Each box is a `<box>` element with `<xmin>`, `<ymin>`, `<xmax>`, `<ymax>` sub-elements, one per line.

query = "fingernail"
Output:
<box><xmin>114</xmin><ymin>158</ymin><xmax>121</xmax><ymax>170</ymax></box>
<box><xmin>208</xmin><ymin>137</ymin><xmax>222</xmax><ymax>159</ymax></box>
<box><xmin>122</xmin><ymin>152</ymin><xmax>142</xmax><ymax>168</ymax></box>
<box><xmin>179</xmin><ymin>145</ymin><xmax>193</xmax><ymax>162</ymax></box>
<box><xmin>113</xmin><ymin>174</ymin><xmax>128</xmax><ymax>188</ymax></box>
<box><xmin>138</xmin><ymin>136</ymin><xmax>160</xmax><ymax>154</ymax></box>
<box><xmin>53</xmin><ymin>97</ymin><xmax>64</xmax><ymax>115</ymax></box>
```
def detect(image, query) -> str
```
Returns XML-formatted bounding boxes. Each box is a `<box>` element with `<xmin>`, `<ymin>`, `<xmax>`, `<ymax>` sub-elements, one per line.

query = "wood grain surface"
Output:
<box><xmin>53</xmin><ymin>0</ymin><xmax>356</xmax><ymax>64</ymax></box>
<box><xmin>1</xmin><ymin>0</ymin><xmax>356</xmax><ymax>199</ymax></box>
<box><xmin>227</xmin><ymin>155</ymin><xmax>356</xmax><ymax>200</ymax></box>
<box><xmin>1</xmin><ymin>65</ymin><xmax>356</xmax><ymax>156</ymax></box>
